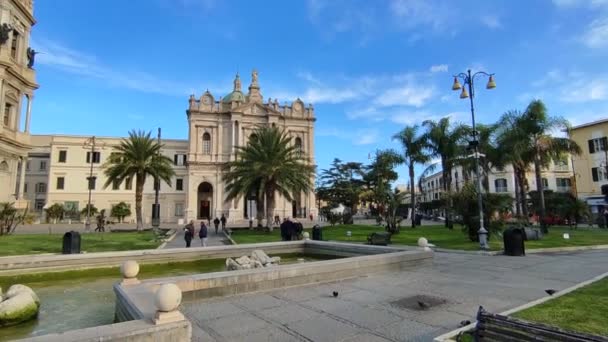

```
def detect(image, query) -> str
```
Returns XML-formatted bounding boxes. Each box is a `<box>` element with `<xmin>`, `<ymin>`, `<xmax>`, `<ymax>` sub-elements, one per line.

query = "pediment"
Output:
<box><xmin>233</xmin><ymin>102</ymin><xmax>281</xmax><ymax>116</ymax></box>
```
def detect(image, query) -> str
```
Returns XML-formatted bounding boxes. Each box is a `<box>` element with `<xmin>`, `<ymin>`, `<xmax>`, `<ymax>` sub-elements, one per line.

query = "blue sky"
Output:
<box><xmin>31</xmin><ymin>0</ymin><xmax>608</xmax><ymax>185</ymax></box>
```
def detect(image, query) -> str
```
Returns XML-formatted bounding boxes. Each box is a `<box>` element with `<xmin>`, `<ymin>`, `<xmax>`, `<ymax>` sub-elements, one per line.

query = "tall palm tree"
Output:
<box><xmin>223</xmin><ymin>126</ymin><xmax>315</xmax><ymax>230</ymax></box>
<box><xmin>103</xmin><ymin>130</ymin><xmax>175</xmax><ymax>231</ymax></box>
<box><xmin>393</xmin><ymin>125</ymin><xmax>430</xmax><ymax>227</ymax></box>
<box><xmin>522</xmin><ymin>100</ymin><xmax>581</xmax><ymax>232</ymax></box>
<box><xmin>458</xmin><ymin>123</ymin><xmax>504</xmax><ymax>193</ymax></box>
<box><xmin>423</xmin><ymin>117</ymin><xmax>467</xmax><ymax>228</ymax></box>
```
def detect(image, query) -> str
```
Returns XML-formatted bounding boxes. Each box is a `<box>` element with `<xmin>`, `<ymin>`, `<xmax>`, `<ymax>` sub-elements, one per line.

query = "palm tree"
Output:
<box><xmin>422</xmin><ymin>117</ymin><xmax>467</xmax><ymax>228</ymax></box>
<box><xmin>522</xmin><ymin>100</ymin><xmax>581</xmax><ymax>232</ymax></box>
<box><xmin>103</xmin><ymin>130</ymin><xmax>175</xmax><ymax>231</ymax></box>
<box><xmin>393</xmin><ymin>125</ymin><xmax>430</xmax><ymax>227</ymax></box>
<box><xmin>223</xmin><ymin>126</ymin><xmax>315</xmax><ymax>230</ymax></box>
<box><xmin>458</xmin><ymin>123</ymin><xmax>504</xmax><ymax>193</ymax></box>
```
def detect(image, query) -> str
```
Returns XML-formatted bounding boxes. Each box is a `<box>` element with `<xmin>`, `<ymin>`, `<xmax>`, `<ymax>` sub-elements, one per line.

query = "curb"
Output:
<box><xmin>223</xmin><ymin>230</ymin><xmax>237</xmax><ymax>245</ymax></box>
<box><xmin>525</xmin><ymin>244</ymin><xmax>608</xmax><ymax>254</ymax></box>
<box><xmin>433</xmin><ymin>271</ymin><xmax>608</xmax><ymax>341</ymax></box>
<box><xmin>156</xmin><ymin>229</ymin><xmax>177</xmax><ymax>249</ymax></box>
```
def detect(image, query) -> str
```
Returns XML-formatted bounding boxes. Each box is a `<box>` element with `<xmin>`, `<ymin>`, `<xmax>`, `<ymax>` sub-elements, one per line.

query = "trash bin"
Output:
<box><xmin>503</xmin><ymin>227</ymin><xmax>525</xmax><ymax>256</ymax></box>
<box><xmin>312</xmin><ymin>225</ymin><xmax>322</xmax><ymax>241</ymax></box>
<box><xmin>415</xmin><ymin>214</ymin><xmax>422</xmax><ymax>226</ymax></box>
<box><xmin>62</xmin><ymin>231</ymin><xmax>81</xmax><ymax>254</ymax></box>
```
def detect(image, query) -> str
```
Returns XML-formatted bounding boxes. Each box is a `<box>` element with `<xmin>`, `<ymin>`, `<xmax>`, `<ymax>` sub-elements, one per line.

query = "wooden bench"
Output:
<box><xmin>466</xmin><ymin>306</ymin><xmax>608</xmax><ymax>342</ymax></box>
<box><xmin>367</xmin><ymin>232</ymin><xmax>391</xmax><ymax>246</ymax></box>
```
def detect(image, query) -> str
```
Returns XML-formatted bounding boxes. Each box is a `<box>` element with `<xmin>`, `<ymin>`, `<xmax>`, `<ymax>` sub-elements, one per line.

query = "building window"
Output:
<box><xmin>56</xmin><ymin>177</ymin><xmax>65</xmax><ymax>190</ymax></box>
<box><xmin>175</xmin><ymin>203</ymin><xmax>184</xmax><ymax>217</ymax></box>
<box><xmin>39</xmin><ymin>161</ymin><xmax>47</xmax><ymax>171</ymax></box>
<box><xmin>112</xmin><ymin>179</ymin><xmax>120</xmax><ymax>190</ymax></box>
<box><xmin>294</xmin><ymin>137</ymin><xmax>303</xmax><ymax>157</ymax></box>
<box><xmin>26</xmin><ymin>161</ymin><xmax>30</xmax><ymax>171</ymax></box>
<box><xmin>3</xmin><ymin>103</ymin><xmax>11</xmax><ymax>127</ymax></box>
<box><xmin>588</xmin><ymin>137</ymin><xmax>608</xmax><ymax>154</ymax></box>
<box><xmin>10</xmin><ymin>31</ymin><xmax>18</xmax><ymax>59</ymax></box>
<box><xmin>58</xmin><ymin>150</ymin><xmax>67</xmax><ymax>163</ymax></box>
<box><xmin>202</xmin><ymin>133</ymin><xmax>211</xmax><ymax>155</ymax></box>
<box><xmin>556</xmin><ymin>178</ymin><xmax>572</xmax><ymax>192</ymax></box>
<box><xmin>542</xmin><ymin>178</ymin><xmax>549</xmax><ymax>188</ymax></box>
<box><xmin>494</xmin><ymin>178</ymin><xmax>508</xmax><ymax>193</ymax></box>
<box><xmin>174</xmin><ymin>154</ymin><xmax>187</xmax><ymax>166</ymax></box>
<box><xmin>35</xmin><ymin>182</ymin><xmax>46</xmax><ymax>193</ymax></box>
<box><xmin>592</xmin><ymin>167</ymin><xmax>608</xmax><ymax>182</ymax></box>
<box><xmin>35</xmin><ymin>199</ymin><xmax>45</xmax><ymax>211</ymax></box>
<box><xmin>86</xmin><ymin>151</ymin><xmax>101</xmax><ymax>164</ymax></box>
<box><xmin>87</xmin><ymin>177</ymin><xmax>96</xmax><ymax>190</ymax></box>
<box><xmin>176</xmin><ymin>178</ymin><xmax>183</xmax><ymax>191</ymax></box>
<box><xmin>24</xmin><ymin>183</ymin><xmax>27</xmax><ymax>193</ymax></box>
<box><xmin>125</xmin><ymin>176</ymin><xmax>132</xmax><ymax>190</ymax></box>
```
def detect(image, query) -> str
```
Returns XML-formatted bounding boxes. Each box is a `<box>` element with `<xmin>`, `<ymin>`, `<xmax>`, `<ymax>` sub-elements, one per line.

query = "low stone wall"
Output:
<box><xmin>0</xmin><ymin>241</ymin><xmax>305</xmax><ymax>276</ymax></box>
<box><xmin>13</xmin><ymin>319</ymin><xmax>191</xmax><ymax>342</ymax></box>
<box><xmin>115</xmin><ymin>241</ymin><xmax>433</xmax><ymax>323</ymax></box>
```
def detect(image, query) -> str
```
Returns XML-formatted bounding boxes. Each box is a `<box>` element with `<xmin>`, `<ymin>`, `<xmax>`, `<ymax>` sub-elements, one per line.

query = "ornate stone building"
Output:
<box><xmin>185</xmin><ymin>70</ymin><xmax>317</xmax><ymax>222</ymax></box>
<box><xmin>22</xmin><ymin>70</ymin><xmax>317</xmax><ymax>224</ymax></box>
<box><xmin>0</xmin><ymin>0</ymin><xmax>38</xmax><ymax>205</ymax></box>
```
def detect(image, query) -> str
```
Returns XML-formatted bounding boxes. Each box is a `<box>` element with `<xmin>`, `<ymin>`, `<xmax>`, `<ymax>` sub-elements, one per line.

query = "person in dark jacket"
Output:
<box><xmin>184</xmin><ymin>220</ymin><xmax>194</xmax><ymax>248</ymax></box>
<box><xmin>220</xmin><ymin>214</ymin><xmax>227</xmax><ymax>232</ymax></box>
<box><xmin>280</xmin><ymin>218</ymin><xmax>290</xmax><ymax>241</ymax></box>
<box><xmin>199</xmin><ymin>221</ymin><xmax>208</xmax><ymax>247</ymax></box>
<box><xmin>213</xmin><ymin>217</ymin><xmax>220</xmax><ymax>234</ymax></box>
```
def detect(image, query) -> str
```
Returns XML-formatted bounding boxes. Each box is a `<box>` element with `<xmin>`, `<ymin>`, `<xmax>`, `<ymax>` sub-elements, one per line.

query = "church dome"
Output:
<box><xmin>222</xmin><ymin>90</ymin><xmax>246</xmax><ymax>103</ymax></box>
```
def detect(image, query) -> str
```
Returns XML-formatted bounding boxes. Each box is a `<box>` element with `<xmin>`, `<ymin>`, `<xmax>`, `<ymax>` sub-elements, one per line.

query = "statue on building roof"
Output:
<box><xmin>0</xmin><ymin>24</ymin><xmax>12</xmax><ymax>45</ymax></box>
<box><xmin>252</xmin><ymin>69</ymin><xmax>258</xmax><ymax>85</ymax></box>
<box><xmin>27</xmin><ymin>47</ymin><xmax>38</xmax><ymax>68</ymax></box>
<box><xmin>233</xmin><ymin>73</ymin><xmax>241</xmax><ymax>91</ymax></box>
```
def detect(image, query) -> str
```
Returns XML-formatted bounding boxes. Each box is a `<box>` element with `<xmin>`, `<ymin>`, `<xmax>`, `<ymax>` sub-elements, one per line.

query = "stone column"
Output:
<box><xmin>17</xmin><ymin>156</ymin><xmax>26</xmax><ymax>199</ymax></box>
<box><xmin>231</xmin><ymin>120</ymin><xmax>236</xmax><ymax>159</ymax></box>
<box><xmin>24</xmin><ymin>94</ymin><xmax>32</xmax><ymax>133</ymax></box>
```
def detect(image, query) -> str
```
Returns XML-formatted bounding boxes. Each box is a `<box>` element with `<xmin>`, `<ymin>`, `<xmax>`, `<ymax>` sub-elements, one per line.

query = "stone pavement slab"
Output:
<box><xmin>181</xmin><ymin>249</ymin><xmax>608</xmax><ymax>341</ymax></box>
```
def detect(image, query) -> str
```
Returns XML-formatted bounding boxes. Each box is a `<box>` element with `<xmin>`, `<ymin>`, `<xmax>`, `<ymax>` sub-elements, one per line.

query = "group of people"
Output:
<box><xmin>280</xmin><ymin>218</ymin><xmax>304</xmax><ymax>241</ymax></box>
<box><xmin>183</xmin><ymin>214</ymin><xmax>227</xmax><ymax>248</ymax></box>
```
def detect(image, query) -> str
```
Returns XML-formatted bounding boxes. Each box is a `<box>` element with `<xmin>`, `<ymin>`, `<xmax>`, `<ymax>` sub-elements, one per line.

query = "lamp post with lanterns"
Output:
<box><xmin>451</xmin><ymin>69</ymin><xmax>496</xmax><ymax>250</ymax></box>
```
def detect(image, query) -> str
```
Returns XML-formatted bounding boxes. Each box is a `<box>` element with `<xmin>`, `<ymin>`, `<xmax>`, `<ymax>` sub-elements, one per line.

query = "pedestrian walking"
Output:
<box><xmin>220</xmin><ymin>214</ymin><xmax>227</xmax><ymax>232</ymax></box>
<box><xmin>199</xmin><ymin>221</ymin><xmax>208</xmax><ymax>247</ymax></box>
<box><xmin>184</xmin><ymin>220</ymin><xmax>194</xmax><ymax>248</ymax></box>
<box><xmin>213</xmin><ymin>217</ymin><xmax>220</xmax><ymax>234</ymax></box>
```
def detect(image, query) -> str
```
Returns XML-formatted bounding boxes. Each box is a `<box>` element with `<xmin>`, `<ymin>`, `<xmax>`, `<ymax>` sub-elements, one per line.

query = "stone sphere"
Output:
<box><xmin>302</xmin><ymin>232</ymin><xmax>310</xmax><ymax>240</ymax></box>
<box><xmin>417</xmin><ymin>237</ymin><xmax>428</xmax><ymax>247</ymax></box>
<box><xmin>121</xmin><ymin>260</ymin><xmax>140</xmax><ymax>279</ymax></box>
<box><xmin>155</xmin><ymin>283</ymin><xmax>182</xmax><ymax>312</ymax></box>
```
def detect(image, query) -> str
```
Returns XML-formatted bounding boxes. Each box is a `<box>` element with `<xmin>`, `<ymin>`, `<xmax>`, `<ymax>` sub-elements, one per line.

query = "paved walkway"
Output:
<box><xmin>181</xmin><ymin>250</ymin><xmax>608</xmax><ymax>341</ymax></box>
<box><xmin>163</xmin><ymin>226</ymin><xmax>228</xmax><ymax>249</ymax></box>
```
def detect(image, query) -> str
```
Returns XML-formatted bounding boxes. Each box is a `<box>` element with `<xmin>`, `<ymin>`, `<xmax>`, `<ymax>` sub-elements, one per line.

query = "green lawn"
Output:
<box><xmin>0</xmin><ymin>231</ymin><xmax>162</xmax><ymax>256</ymax></box>
<box><xmin>513</xmin><ymin>277</ymin><xmax>608</xmax><ymax>336</ymax></box>
<box><xmin>230</xmin><ymin>225</ymin><xmax>608</xmax><ymax>251</ymax></box>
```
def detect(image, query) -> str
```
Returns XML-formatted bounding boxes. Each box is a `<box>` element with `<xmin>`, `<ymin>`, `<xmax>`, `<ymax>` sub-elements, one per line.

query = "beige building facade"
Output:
<box><xmin>0</xmin><ymin>0</ymin><xmax>37</xmax><ymax>205</ymax></box>
<box><xmin>569</xmin><ymin>119</ymin><xmax>608</xmax><ymax>213</ymax></box>
<box><xmin>22</xmin><ymin>71</ymin><xmax>317</xmax><ymax>224</ymax></box>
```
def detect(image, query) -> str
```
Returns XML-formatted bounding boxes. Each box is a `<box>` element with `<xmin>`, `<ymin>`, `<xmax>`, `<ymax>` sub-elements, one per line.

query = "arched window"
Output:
<box><xmin>294</xmin><ymin>137</ymin><xmax>303</xmax><ymax>157</ymax></box>
<box><xmin>494</xmin><ymin>178</ymin><xmax>508</xmax><ymax>193</ymax></box>
<box><xmin>202</xmin><ymin>132</ymin><xmax>211</xmax><ymax>155</ymax></box>
<box><xmin>0</xmin><ymin>160</ymin><xmax>8</xmax><ymax>172</ymax></box>
<box><xmin>542</xmin><ymin>178</ymin><xmax>549</xmax><ymax>188</ymax></box>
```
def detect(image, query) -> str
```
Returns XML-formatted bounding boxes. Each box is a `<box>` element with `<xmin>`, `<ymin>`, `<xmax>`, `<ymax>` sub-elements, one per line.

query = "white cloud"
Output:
<box><xmin>552</xmin><ymin>0</ymin><xmax>608</xmax><ymax>8</ymax></box>
<box><xmin>429</xmin><ymin>64</ymin><xmax>448</xmax><ymax>73</ymax></box>
<box><xmin>354</xmin><ymin>129</ymin><xmax>379</xmax><ymax>145</ymax></box>
<box><xmin>390</xmin><ymin>111</ymin><xmax>467</xmax><ymax>125</ymax></box>
<box><xmin>582</xmin><ymin>18</ymin><xmax>608</xmax><ymax>48</ymax></box>
<box><xmin>390</xmin><ymin>0</ymin><xmax>451</xmax><ymax>31</ymax></box>
<box><xmin>563</xmin><ymin>78</ymin><xmax>608</xmax><ymax>102</ymax></box>
<box><xmin>375</xmin><ymin>85</ymin><xmax>434</xmax><ymax>107</ymax></box>
<box><xmin>480</xmin><ymin>15</ymin><xmax>501</xmax><ymax>29</ymax></box>
<box><xmin>317</xmin><ymin>126</ymin><xmax>378</xmax><ymax>145</ymax></box>
<box><xmin>32</xmin><ymin>38</ymin><xmax>195</xmax><ymax>96</ymax></box>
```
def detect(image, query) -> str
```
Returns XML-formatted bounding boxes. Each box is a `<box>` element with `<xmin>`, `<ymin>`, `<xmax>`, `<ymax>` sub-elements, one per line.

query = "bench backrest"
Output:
<box><xmin>475</xmin><ymin>306</ymin><xmax>608</xmax><ymax>342</ymax></box>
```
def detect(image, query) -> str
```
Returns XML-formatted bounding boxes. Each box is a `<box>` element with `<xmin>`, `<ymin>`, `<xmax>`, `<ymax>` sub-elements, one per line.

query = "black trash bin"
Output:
<box><xmin>503</xmin><ymin>227</ymin><xmax>525</xmax><ymax>256</ymax></box>
<box><xmin>415</xmin><ymin>214</ymin><xmax>422</xmax><ymax>226</ymax></box>
<box><xmin>62</xmin><ymin>231</ymin><xmax>81</xmax><ymax>254</ymax></box>
<box><xmin>312</xmin><ymin>225</ymin><xmax>323</xmax><ymax>241</ymax></box>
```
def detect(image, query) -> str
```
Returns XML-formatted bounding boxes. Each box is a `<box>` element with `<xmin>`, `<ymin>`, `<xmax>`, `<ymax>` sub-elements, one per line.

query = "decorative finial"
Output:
<box><xmin>251</xmin><ymin>69</ymin><xmax>258</xmax><ymax>85</ymax></box>
<box><xmin>233</xmin><ymin>73</ymin><xmax>241</xmax><ymax>91</ymax></box>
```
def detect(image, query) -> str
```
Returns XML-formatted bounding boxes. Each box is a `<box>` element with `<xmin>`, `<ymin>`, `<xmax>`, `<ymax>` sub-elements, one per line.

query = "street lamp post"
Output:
<box><xmin>451</xmin><ymin>69</ymin><xmax>496</xmax><ymax>250</ymax></box>
<box><xmin>83</xmin><ymin>136</ymin><xmax>100</xmax><ymax>232</ymax></box>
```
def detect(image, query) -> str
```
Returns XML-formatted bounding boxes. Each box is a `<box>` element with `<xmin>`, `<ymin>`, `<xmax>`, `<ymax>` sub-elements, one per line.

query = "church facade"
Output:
<box><xmin>20</xmin><ymin>71</ymin><xmax>317</xmax><ymax>224</ymax></box>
